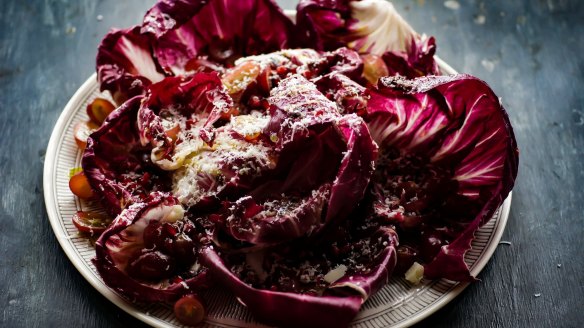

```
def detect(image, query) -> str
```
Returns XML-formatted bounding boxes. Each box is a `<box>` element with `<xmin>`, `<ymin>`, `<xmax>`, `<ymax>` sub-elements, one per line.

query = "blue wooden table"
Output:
<box><xmin>0</xmin><ymin>0</ymin><xmax>582</xmax><ymax>327</ymax></box>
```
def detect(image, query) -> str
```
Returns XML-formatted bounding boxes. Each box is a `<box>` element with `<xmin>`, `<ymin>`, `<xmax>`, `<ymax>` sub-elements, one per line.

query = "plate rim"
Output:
<box><xmin>43</xmin><ymin>73</ymin><xmax>176</xmax><ymax>328</ymax></box>
<box><xmin>43</xmin><ymin>50</ymin><xmax>510</xmax><ymax>328</ymax></box>
<box><xmin>386</xmin><ymin>194</ymin><xmax>511</xmax><ymax>328</ymax></box>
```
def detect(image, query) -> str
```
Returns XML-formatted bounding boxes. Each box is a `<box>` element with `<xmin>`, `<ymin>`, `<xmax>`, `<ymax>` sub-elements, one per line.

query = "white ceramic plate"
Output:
<box><xmin>43</xmin><ymin>11</ymin><xmax>511</xmax><ymax>327</ymax></box>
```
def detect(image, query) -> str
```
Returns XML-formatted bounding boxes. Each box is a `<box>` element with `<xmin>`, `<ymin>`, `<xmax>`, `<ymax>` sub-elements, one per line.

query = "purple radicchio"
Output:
<box><xmin>364</xmin><ymin>74</ymin><xmax>518</xmax><ymax>281</ymax></box>
<box><xmin>314</xmin><ymin>72</ymin><xmax>369</xmax><ymax>115</ymax></box>
<box><xmin>137</xmin><ymin>73</ymin><xmax>236</xmax><ymax>170</ymax></box>
<box><xmin>296</xmin><ymin>0</ymin><xmax>439</xmax><ymax>77</ymax></box>
<box><xmin>169</xmin><ymin>113</ymin><xmax>278</xmax><ymax>211</ymax></box>
<box><xmin>96</xmin><ymin>26</ymin><xmax>165</xmax><ymax>105</ymax></box>
<box><xmin>141</xmin><ymin>0</ymin><xmax>296</xmax><ymax>74</ymax></box>
<box><xmin>82</xmin><ymin>97</ymin><xmax>171</xmax><ymax>216</ymax></box>
<box><xmin>134</xmin><ymin>74</ymin><xmax>279</xmax><ymax>211</ymax></box>
<box><xmin>381</xmin><ymin>35</ymin><xmax>439</xmax><ymax>78</ymax></box>
<box><xmin>219</xmin><ymin>47</ymin><xmax>362</xmax><ymax>109</ymax></box>
<box><xmin>200</xmin><ymin>224</ymin><xmax>398</xmax><ymax>328</ymax></box>
<box><xmin>308</xmin><ymin>47</ymin><xmax>364</xmax><ymax>80</ymax></box>
<box><xmin>210</xmin><ymin>75</ymin><xmax>378</xmax><ymax>249</ymax></box>
<box><xmin>93</xmin><ymin>192</ymin><xmax>208</xmax><ymax>303</ymax></box>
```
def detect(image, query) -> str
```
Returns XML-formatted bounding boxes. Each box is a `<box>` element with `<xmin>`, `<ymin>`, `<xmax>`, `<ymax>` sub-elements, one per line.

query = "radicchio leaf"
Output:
<box><xmin>137</xmin><ymin>73</ymin><xmax>236</xmax><ymax>170</ymax></box>
<box><xmin>171</xmin><ymin>118</ymin><xmax>278</xmax><ymax>211</ymax></box>
<box><xmin>314</xmin><ymin>72</ymin><xmax>368</xmax><ymax>114</ymax></box>
<box><xmin>365</xmin><ymin>74</ymin><xmax>519</xmax><ymax>281</ymax></box>
<box><xmin>142</xmin><ymin>0</ymin><xmax>296</xmax><ymax>74</ymax></box>
<box><xmin>381</xmin><ymin>35</ymin><xmax>439</xmax><ymax>78</ymax></box>
<box><xmin>296</xmin><ymin>0</ymin><xmax>439</xmax><ymax>77</ymax></box>
<box><xmin>211</xmin><ymin>75</ymin><xmax>377</xmax><ymax>248</ymax></box>
<box><xmin>96</xmin><ymin>26</ymin><xmax>165</xmax><ymax>105</ymax></box>
<box><xmin>83</xmin><ymin>97</ymin><xmax>171</xmax><ymax>216</ymax></box>
<box><xmin>297</xmin><ymin>0</ymin><xmax>414</xmax><ymax>54</ymax></box>
<box><xmin>269</xmin><ymin>76</ymin><xmax>377</xmax><ymax>217</ymax></box>
<box><xmin>296</xmin><ymin>0</ymin><xmax>354</xmax><ymax>52</ymax></box>
<box><xmin>221</xmin><ymin>47</ymin><xmax>361</xmax><ymax>110</ymax></box>
<box><xmin>216</xmin><ymin>185</ymin><xmax>331</xmax><ymax>247</ymax></box>
<box><xmin>93</xmin><ymin>192</ymin><xmax>208</xmax><ymax>303</ymax></box>
<box><xmin>312</xmin><ymin>47</ymin><xmax>364</xmax><ymax>80</ymax></box>
<box><xmin>200</xmin><ymin>225</ymin><xmax>398</xmax><ymax>328</ymax></box>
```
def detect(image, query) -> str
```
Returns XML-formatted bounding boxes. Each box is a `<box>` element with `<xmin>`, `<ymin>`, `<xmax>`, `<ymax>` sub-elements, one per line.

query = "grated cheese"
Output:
<box><xmin>172</xmin><ymin>114</ymin><xmax>276</xmax><ymax>207</ymax></box>
<box><xmin>404</xmin><ymin>262</ymin><xmax>424</xmax><ymax>285</ymax></box>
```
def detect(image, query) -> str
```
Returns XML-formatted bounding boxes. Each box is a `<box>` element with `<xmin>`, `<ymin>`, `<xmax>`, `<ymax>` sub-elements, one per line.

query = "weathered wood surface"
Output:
<box><xmin>0</xmin><ymin>0</ymin><xmax>582</xmax><ymax>327</ymax></box>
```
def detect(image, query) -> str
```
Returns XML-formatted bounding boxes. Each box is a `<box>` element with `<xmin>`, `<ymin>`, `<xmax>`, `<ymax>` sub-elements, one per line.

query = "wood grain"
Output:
<box><xmin>0</xmin><ymin>0</ymin><xmax>582</xmax><ymax>327</ymax></box>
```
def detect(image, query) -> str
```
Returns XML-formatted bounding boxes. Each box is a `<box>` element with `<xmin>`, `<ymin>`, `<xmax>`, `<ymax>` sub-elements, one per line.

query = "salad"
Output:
<box><xmin>67</xmin><ymin>0</ymin><xmax>519</xmax><ymax>327</ymax></box>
